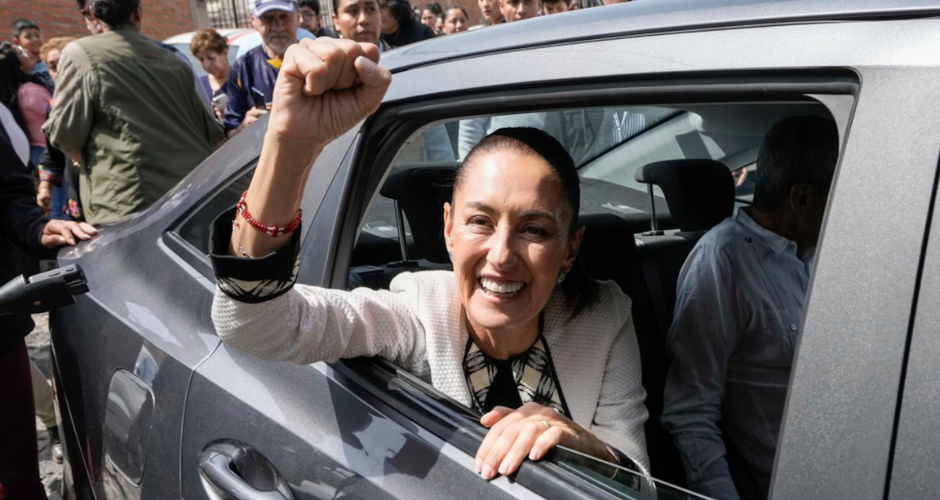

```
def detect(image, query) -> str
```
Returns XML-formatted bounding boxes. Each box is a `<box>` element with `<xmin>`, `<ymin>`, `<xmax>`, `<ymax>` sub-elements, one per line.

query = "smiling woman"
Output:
<box><xmin>208</xmin><ymin>37</ymin><xmax>650</xmax><ymax>482</ymax></box>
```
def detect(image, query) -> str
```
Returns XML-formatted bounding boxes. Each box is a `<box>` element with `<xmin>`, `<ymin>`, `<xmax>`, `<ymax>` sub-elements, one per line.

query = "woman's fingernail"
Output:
<box><xmin>529</xmin><ymin>447</ymin><xmax>540</xmax><ymax>461</ymax></box>
<box><xmin>498</xmin><ymin>462</ymin><xmax>508</xmax><ymax>475</ymax></box>
<box><xmin>474</xmin><ymin>458</ymin><xmax>482</xmax><ymax>473</ymax></box>
<box><xmin>481</xmin><ymin>464</ymin><xmax>494</xmax><ymax>480</ymax></box>
<box><xmin>356</xmin><ymin>56</ymin><xmax>375</xmax><ymax>76</ymax></box>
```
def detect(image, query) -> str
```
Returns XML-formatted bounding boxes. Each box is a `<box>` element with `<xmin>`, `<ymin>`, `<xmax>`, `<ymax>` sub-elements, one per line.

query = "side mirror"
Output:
<box><xmin>0</xmin><ymin>265</ymin><xmax>89</xmax><ymax>316</ymax></box>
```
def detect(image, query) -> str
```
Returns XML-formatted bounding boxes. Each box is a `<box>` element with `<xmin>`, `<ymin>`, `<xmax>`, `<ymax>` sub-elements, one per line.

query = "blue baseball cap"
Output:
<box><xmin>252</xmin><ymin>0</ymin><xmax>298</xmax><ymax>17</ymax></box>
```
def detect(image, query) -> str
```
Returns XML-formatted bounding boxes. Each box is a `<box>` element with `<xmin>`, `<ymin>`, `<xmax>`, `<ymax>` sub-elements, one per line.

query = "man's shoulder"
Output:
<box><xmin>685</xmin><ymin>216</ymin><xmax>753</xmax><ymax>267</ymax></box>
<box><xmin>231</xmin><ymin>46</ymin><xmax>271</xmax><ymax>75</ymax></box>
<box><xmin>696</xmin><ymin>216</ymin><xmax>748</xmax><ymax>249</ymax></box>
<box><xmin>57</xmin><ymin>41</ymin><xmax>93</xmax><ymax>75</ymax></box>
<box><xmin>72</xmin><ymin>30</ymin><xmax>126</xmax><ymax>55</ymax></box>
<box><xmin>61</xmin><ymin>38</ymin><xmax>90</xmax><ymax>59</ymax></box>
<box><xmin>418</xmin><ymin>23</ymin><xmax>437</xmax><ymax>40</ymax></box>
<box><xmin>243</xmin><ymin>45</ymin><xmax>270</xmax><ymax>64</ymax></box>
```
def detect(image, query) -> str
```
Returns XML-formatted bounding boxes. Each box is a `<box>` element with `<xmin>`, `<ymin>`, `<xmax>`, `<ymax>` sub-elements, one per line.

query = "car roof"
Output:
<box><xmin>379</xmin><ymin>0</ymin><xmax>940</xmax><ymax>72</ymax></box>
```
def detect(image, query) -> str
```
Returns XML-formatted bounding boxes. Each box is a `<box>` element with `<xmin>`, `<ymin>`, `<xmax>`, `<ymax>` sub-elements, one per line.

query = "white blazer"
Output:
<box><xmin>212</xmin><ymin>270</ymin><xmax>650</xmax><ymax>471</ymax></box>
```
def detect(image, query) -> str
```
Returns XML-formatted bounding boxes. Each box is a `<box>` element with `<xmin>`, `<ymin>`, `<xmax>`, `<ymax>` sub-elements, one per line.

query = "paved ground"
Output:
<box><xmin>27</xmin><ymin>313</ymin><xmax>64</xmax><ymax>500</ymax></box>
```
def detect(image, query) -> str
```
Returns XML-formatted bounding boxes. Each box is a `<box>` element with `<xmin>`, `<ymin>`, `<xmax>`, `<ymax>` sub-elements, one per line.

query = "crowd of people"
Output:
<box><xmin>0</xmin><ymin>0</ymin><xmax>632</xmax><ymax>223</ymax></box>
<box><xmin>0</xmin><ymin>0</ymin><xmax>831</xmax><ymax>499</ymax></box>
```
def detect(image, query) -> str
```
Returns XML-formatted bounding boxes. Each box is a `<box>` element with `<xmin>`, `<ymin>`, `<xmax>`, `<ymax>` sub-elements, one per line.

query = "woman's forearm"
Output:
<box><xmin>230</xmin><ymin>131</ymin><xmax>324</xmax><ymax>258</ymax></box>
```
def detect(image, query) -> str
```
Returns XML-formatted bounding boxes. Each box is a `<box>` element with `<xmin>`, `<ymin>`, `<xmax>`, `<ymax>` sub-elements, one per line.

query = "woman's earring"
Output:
<box><xmin>557</xmin><ymin>269</ymin><xmax>568</xmax><ymax>284</ymax></box>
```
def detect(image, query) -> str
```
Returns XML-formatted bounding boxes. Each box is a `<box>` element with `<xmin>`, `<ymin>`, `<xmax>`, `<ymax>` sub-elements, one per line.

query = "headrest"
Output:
<box><xmin>380</xmin><ymin>167</ymin><xmax>456</xmax><ymax>264</ymax></box>
<box><xmin>577</xmin><ymin>213</ymin><xmax>638</xmax><ymax>297</ymax></box>
<box><xmin>634</xmin><ymin>159</ymin><xmax>734</xmax><ymax>232</ymax></box>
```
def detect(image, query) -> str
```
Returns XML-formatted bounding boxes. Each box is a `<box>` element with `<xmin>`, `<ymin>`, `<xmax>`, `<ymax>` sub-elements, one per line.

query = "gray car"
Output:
<box><xmin>48</xmin><ymin>0</ymin><xmax>940</xmax><ymax>499</ymax></box>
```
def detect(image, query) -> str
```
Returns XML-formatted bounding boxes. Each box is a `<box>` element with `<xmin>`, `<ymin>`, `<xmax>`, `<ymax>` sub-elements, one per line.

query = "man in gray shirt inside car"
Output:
<box><xmin>661</xmin><ymin>116</ymin><xmax>839</xmax><ymax>500</ymax></box>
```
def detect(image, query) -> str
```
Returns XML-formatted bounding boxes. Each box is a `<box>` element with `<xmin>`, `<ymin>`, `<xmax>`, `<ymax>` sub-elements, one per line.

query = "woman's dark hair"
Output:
<box><xmin>387</xmin><ymin>0</ymin><xmax>416</xmax><ymax>26</ymax></box>
<box><xmin>446</xmin><ymin>5</ymin><xmax>468</xmax><ymax>20</ymax></box>
<box><xmin>455</xmin><ymin>127</ymin><xmax>600</xmax><ymax>319</ymax></box>
<box><xmin>423</xmin><ymin>2</ymin><xmax>443</xmax><ymax>15</ymax></box>
<box><xmin>89</xmin><ymin>0</ymin><xmax>141</xmax><ymax>28</ymax></box>
<box><xmin>0</xmin><ymin>42</ymin><xmax>43</xmax><ymax>135</ymax></box>
<box><xmin>299</xmin><ymin>0</ymin><xmax>321</xmax><ymax>15</ymax></box>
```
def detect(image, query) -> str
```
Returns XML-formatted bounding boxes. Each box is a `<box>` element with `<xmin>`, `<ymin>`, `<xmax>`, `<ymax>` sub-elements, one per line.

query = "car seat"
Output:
<box><xmin>632</xmin><ymin>158</ymin><xmax>735</xmax><ymax>486</ymax></box>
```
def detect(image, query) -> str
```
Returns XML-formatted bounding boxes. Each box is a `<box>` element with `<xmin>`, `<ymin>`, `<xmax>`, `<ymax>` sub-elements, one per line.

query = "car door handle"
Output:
<box><xmin>198</xmin><ymin>441</ymin><xmax>294</xmax><ymax>500</ymax></box>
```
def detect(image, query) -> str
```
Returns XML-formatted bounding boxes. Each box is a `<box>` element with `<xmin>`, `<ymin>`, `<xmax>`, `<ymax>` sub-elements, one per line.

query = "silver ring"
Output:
<box><xmin>543</xmin><ymin>420</ymin><xmax>551</xmax><ymax>430</ymax></box>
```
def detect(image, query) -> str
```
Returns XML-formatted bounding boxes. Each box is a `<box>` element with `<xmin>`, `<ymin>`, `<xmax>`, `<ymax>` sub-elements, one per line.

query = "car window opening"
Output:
<box><xmin>347</xmin><ymin>99</ymin><xmax>843</xmax><ymax>500</ymax></box>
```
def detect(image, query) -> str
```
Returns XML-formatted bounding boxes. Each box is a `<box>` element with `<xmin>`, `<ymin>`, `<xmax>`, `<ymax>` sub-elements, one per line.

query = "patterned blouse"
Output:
<box><xmin>463</xmin><ymin>330</ymin><xmax>571</xmax><ymax>418</ymax></box>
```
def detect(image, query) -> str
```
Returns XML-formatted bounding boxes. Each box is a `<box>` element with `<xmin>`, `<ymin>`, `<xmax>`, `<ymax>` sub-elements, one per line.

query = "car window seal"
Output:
<box><xmin>161</xmin><ymin>231</ymin><xmax>214</xmax><ymax>281</ymax></box>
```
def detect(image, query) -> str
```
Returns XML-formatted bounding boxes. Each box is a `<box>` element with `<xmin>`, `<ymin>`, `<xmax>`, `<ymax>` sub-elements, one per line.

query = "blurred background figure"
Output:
<box><xmin>223</xmin><ymin>0</ymin><xmax>299</xmax><ymax>135</ymax></box>
<box><xmin>12</xmin><ymin>19</ymin><xmax>53</xmax><ymax>91</ymax></box>
<box><xmin>421</xmin><ymin>2</ymin><xmax>443</xmax><ymax>29</ymax></box>
<box><xmin>332</xmin><ymin>0</ymin><xmax>391</xmax><ymax>51</ymax></box>
<box><xmin>190</xmin><ymin>28</ymin><xmax>232</xmax><ymax>121</ymax></box>
<box><xmin>38</xmin><ymin>37</ymin><xmax>72</xmax><ymax>82</ymax></box>
<box><xmin>542</xmin><ymin>0</ymin><xmax>571</xmax><ymax>15</ymax></box>
<box><xmin>478</xmin><ymin>0</ymin><xmax>504</xmax><ymax>24</ymax></box>
<box><xmin>77</xmin><ymin>0</ymin><xmax>105</xmax><ymax>34</ymax></box>
<box><xmin>0</xmin><ymin>104</ymin><xmax>96</xmax><ymax>500</ymax></box>
<box><xmin>434</xmin><ymin>13</ymin><xmax>444</xmax><ymax>34</ymax></box>
<box><xmin>36</xmin><ymin>37</ymin><xmax>79</xmax><ymax>222</ymax></box>
<box><xmin>30</xmin><ymin>361</ymin><xmax>61</xmax><ymax>464</ymax></box>
<box><xmin>0</xmin><ymin>41</ymin><xmax>50</xmax><ymax>170</ymax></box>
<box><xmin>413</xmin><ymin>4</ymin><xmax>422</xmax><ymax>19</ymax></box>
<box><xmin>45</xmin><ymin>0</ymin><xmax>223</xmax><ymax>226</ymax></box>
<box><xmin>499</xmin><ymin>0</ymin><xmax>538</xmax><ymax>22</ymax></box>
<box><xmin>442</xmin><ymin>5</ymin><xmax>469</xmax><ymax>34</ymax></box>
<box><xmin>381</xmin><ymin>0</ymin><xmax>435</xmax><ymax>46</ymax></box>
<box><xmin>299</xmin><ymin>0</ymin><xmax>337</xmax><ymax>37</ymax></box>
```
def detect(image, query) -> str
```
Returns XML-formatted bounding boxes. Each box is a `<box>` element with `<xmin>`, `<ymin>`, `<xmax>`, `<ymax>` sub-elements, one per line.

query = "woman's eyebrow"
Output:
<box><xmin>465</xmin><ymin>201</ymin><xmax>556</xmax><ymax>221</ymax></box>
<box><xmin>464</xmin><ymin>201</ymin><xmax>495</xmax><ymax>213</ymax></box>
<box><xmin>520</xmin><ymin>209</ymin><xmax>556</xmax><ymax>220</ymax></box>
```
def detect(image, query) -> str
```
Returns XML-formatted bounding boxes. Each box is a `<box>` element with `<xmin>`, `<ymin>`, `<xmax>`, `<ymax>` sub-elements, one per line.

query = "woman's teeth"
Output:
<box><xmin>479</xmin><ymin>278</ymin><xmax>525</xmax><ymax>297</ymax></box>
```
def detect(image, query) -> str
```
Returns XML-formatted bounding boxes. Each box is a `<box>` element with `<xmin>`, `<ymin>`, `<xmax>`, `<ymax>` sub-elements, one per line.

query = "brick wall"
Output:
<box><xmin>0</xmin><ymin>0</ymin><xmax>196</xmax><ymax>44</ymax></box>
<box><xmin>141</xmin><ymin>0</ymin><xmax>197</xmax><ymax>41</ymax></box>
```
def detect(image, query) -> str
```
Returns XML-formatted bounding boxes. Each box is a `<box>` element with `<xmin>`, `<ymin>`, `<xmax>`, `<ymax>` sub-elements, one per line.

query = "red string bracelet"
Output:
<box><xmin>236</xmin><ymin>190</ymin><xmax>302</xmax><ymax>237</ymax></box>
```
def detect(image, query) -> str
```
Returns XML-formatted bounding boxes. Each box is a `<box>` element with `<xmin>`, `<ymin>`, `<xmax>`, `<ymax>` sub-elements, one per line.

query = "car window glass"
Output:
<box><xmin>356</xmin><ymin>102</ymin><xmax>786</xmax><ymax>263</ymax></box>
<box><xmin>177</xmin><ymin>167</ymin><xmax>255</xmax><ymax>255</ymax></box>
<box><xmin>553</xmin><ymin>446</ymin><xmax>709</xmax><ymax>500</ymax></box>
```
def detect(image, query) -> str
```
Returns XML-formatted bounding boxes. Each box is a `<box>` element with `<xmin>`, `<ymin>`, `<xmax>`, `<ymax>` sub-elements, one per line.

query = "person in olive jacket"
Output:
<box><xmin>0</xmin><ymin>117</ymin><xmax>95</xmax><ymax>500</ymax></box>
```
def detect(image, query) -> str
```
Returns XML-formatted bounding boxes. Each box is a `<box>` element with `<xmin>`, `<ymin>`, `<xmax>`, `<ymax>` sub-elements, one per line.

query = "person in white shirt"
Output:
<box><xmin>662</xmin><ymin>116</ymin><xmax>839</xmax><ymax>500</ymax></box>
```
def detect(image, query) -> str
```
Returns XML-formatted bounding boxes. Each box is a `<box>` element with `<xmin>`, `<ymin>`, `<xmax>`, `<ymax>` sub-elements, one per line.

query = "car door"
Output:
<box><xmin>886</xmin><ymin>157</ymin><xmax>940</xmax><ymax>500</ymax></box>
<box><xmin>164</xmin><ymin>12</ymin><xmax>940</xmax><ymax>500</ymax></box>
<box><xmin>173</xmin><ymin>45</ymin><xmax>831</xmax><ymax>500</ymax></box>
<box><xmin>174</xmin><ymin>123</ymin><xmax>552</xmax><ymax>500</ymax></box>
<box><xmin>50</xmin><ymin>122</ymin><xmax>269</xmax><ymax>499</ymax></box>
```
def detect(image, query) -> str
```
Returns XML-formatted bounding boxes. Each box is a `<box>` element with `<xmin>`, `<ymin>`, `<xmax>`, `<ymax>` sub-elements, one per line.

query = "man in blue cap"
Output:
<box><xmin>223</xmin><ymin>0</ymin><xmax>302</xmax><ymax>136</ymax></box>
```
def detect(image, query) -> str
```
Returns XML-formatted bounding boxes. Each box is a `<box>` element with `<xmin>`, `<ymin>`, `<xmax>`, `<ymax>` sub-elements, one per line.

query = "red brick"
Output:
<box><xmin>0</xmin><ymin>0</ymin><xmax>197</xmax><ymax>42</ymax></box>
